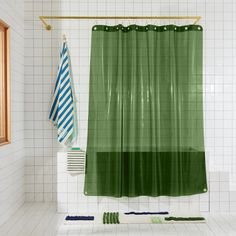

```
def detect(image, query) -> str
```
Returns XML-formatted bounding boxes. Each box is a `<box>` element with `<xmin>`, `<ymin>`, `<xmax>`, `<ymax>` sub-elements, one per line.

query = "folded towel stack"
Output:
<box><xmin>67</xmin><ymin>148</ymin><xmax>86</xmax><ymax>174</ymax></box>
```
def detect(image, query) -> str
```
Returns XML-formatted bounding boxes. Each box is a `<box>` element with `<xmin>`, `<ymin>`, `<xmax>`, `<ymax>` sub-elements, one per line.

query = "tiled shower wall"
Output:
<box><xmin>24</xmin><ymin>0</ymin><xmax>236</xmax><ymax>211</ymax></box>
<box><xmin>0</xmin><ymin>0</ymin><xmax>25</xmax><ymax>225</ymax></box>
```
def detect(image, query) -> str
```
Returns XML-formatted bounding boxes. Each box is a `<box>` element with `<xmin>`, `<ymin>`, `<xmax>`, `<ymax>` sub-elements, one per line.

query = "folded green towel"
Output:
<box><xmin>71</xmin><ymin>147</ymin><xmax>80</xmax><ymax>150</ymax></box>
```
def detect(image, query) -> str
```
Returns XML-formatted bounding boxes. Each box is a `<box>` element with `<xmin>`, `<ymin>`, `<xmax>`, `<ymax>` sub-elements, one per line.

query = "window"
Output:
<box><xmin>0</xmin><ymin>19</ymin><xmax>10</xmax><ymax>146</ymax></box>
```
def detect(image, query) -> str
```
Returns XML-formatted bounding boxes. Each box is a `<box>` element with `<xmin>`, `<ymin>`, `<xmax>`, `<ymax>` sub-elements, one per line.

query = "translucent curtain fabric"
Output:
<box><xmin>84</xmin><ymin>25</ymin><xmax>207</xmax><ymax>197</ymax></box>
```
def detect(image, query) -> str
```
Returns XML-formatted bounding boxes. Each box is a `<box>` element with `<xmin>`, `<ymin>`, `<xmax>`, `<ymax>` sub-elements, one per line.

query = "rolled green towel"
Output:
<box><xmin>116</xmin><ymin>212</ymin><xmax>120</xmax><ymax>224</ymax></box>
<box><xmin>112</xmin><ymin>212</ymin><xmax>115</xmax><ymax>224</ymax></box>
<box><xmin>103</xmin><ymin>212</ymin><xmax>106</xmax><ymax>224</ymax></box>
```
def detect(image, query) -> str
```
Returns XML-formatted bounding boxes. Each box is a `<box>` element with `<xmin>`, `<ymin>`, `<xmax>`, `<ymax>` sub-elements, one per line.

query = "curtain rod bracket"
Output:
<box><xmin>39</xmin><ymin>16</ymin><xmax>52</xmax><ymax>30</ymax></box>
<box><xmin>46</xmin><ymin>25</ymin><xmax>52</xmax><ymax>30</ymax></box>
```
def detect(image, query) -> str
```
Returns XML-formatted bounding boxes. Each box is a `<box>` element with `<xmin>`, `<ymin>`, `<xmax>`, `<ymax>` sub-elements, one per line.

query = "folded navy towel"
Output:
<box><xmin>65</xmin><ymin>216</ymin><xmax>94</xmax><ymax>221</ymax></box>
<box><xmin>125</xmin><ymin>211</ymin><xmax>168</xmax><ymax>215</ymax></box>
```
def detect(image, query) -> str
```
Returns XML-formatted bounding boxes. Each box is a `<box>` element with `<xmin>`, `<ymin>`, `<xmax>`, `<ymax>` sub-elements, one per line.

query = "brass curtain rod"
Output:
<box><xmin>39</xmin><ymin>16</ymin><xmax>201</xmax><ymax>30</ymax></box>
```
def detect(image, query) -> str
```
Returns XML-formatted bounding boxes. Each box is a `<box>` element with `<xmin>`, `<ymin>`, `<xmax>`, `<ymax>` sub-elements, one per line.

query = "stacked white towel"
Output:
<box><xmin>67</xmin><ymin>149</ymin><xmax>86</xmax><ymax>174</ymax></box>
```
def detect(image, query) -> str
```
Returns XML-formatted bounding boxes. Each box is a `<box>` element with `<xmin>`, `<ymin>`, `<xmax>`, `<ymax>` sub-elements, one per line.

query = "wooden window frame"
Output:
<box><xmin>0</xmin><ymin>19</ymin><xmax>10</xmax><ymax>146</ymax></box>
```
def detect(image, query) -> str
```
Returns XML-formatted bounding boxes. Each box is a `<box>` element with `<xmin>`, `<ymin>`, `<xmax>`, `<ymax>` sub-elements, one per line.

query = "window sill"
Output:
<box><xmin>0</xmin><ymin>140</ymin><xmax>11</xmax><ymax>147</ymax></box>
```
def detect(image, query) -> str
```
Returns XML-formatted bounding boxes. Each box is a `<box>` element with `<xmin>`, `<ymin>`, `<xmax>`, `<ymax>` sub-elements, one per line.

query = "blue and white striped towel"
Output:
<box><xmin>49</xmin><ymin>39</ymin><xmax>77</xmax><ymax>146</ymax></box>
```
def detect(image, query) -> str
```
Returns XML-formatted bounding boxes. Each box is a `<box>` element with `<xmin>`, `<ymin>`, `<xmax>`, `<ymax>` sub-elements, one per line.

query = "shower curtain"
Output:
<box><xmin>84</xmin><ymin>24</ymin><xmax>207</xmax><ymax>197</ymax></box>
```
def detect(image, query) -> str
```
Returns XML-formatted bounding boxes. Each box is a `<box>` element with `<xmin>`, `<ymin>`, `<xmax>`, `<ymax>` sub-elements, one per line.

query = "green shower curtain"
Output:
<box><xmin>84</xmin><ymin>24</ymin><xmax>207</xmax><ymax>197</ymax></box>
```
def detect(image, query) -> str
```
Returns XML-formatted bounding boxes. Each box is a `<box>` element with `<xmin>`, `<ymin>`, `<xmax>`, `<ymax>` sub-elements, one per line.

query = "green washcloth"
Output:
<box><xmin>151</xmin><ymin>216</ymin><xmax>163</xmax><ymax>224</ymax></box>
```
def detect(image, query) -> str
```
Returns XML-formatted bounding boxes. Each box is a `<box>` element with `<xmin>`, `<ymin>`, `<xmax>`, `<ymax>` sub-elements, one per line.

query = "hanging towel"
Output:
<box><xmin>67</xmin><ymin>149</ymin><xmax>86</xmax><ymax>174</ymax></box>
<box><xmin>49</xmin><ymin>39</ymin><xmax>77</xmax><ymax>146</ymax></box>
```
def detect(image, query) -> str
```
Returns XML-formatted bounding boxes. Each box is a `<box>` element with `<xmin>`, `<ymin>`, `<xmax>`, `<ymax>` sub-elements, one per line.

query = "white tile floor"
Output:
<box><xmin>0</xmin><ymin>203</ymin><xmax>236</xmax><ymax>236</ymax></box>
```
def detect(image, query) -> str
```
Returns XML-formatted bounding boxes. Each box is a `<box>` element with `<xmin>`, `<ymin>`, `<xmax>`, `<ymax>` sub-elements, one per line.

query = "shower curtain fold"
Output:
<box><xmin>84</xmin><ymin>24</ymin><xmax>207</xmax><ymax>197</ymax></box>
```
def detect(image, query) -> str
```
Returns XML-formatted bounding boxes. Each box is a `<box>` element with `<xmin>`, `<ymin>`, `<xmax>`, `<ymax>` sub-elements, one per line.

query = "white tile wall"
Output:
<box><xmin>0</xmin><ymin>0</ymin><xmax>25</xmax><ymax>226</ymax></box>
<box><xmin>24</xmin><ymin>0</ymin><xmax>236</xmax><ymax>212</ymax></box>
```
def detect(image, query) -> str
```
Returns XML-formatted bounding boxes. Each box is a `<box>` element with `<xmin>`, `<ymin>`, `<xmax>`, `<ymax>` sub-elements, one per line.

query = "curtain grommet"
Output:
<box><xmin>198</xmin><ymin>27</ymin><xmax>201</xmax><ymax>30</ymax></box>
<box><xmin>164</xmin><ymin>27</ymin><xmax>167</xmax><ymax>30</ymax></box>
<box><xmin>93</xmin><ymin>27</ymin><xmax>97</xmax><ymax>30</ymax></box>
<box><xmin>185</xmin><ymin>27</ymin><xmax>188</xmax><ymax>30</ymax></box>
<box><xmin>174</xmin><ymin>27</ymin><xmax>177</xmax><ymax>30</ymax></box>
